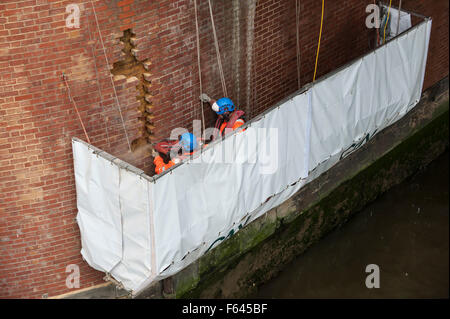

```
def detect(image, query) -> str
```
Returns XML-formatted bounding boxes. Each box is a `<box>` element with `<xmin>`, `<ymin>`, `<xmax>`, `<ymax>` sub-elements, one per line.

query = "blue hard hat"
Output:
<box><xmin>179</xmin><ymin>133</ymin><xmax>198</xmax><ymax>153</ymax></box>
<box><xmin>214</xmin><ymin>97</ymin><xmax>235</xmax><ymax>115</ymax></box>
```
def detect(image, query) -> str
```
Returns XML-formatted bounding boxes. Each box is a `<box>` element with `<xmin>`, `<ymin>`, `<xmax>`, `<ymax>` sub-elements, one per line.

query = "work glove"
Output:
<box><xmin>199</xmin><ymin>93</ymin><xmax>211</xmax><ymax>103</ymax></box>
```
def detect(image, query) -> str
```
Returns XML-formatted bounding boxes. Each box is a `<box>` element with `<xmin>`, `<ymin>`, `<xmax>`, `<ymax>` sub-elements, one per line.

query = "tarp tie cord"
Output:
<box><xmin>207</xmin><ymin>0</ymin><xmax>228</xmax><ymax>97</ymax></box>
<box><xmin>383</xmin><ymin>0</ymin><xmax>392</xmax><ymax>44</ymax></box>
<box><xmin>90</xmin><ymin>0</ymin><xmax>131</xmax><ymax>152</ymax></box>
<box><xmin>250</xmin><ymin>24</ymin><xmax>257</xmax><ymax>120</ymax></box>
<box><xmin>194</xmin><ymin>0</ymin><xmax>206</xmax><ymax>133</ymax></box>
<box><xmin>86</xmin><ymin>5</ymin><xmax>111</xmax><ymax>151</ymax></box>
<box><xmin>374</xmin><ymin>0</ymin><xmax>380</xmax><ymax>46</ymax></box>
<box><xmin>62</xmin><ymin>73</ymin><xmax>91</xmax><ymax>144</ymax></box>
<box><xmin>147</xmin><ymin>181</ymin><xmax>157</xmax><ymax>280</ymax></box>
<box><xmin>396</xmin><ymin>0</ymin><xmax>403</xmax><ymax>36</ymax></box>
<box><xmin>303</xmin><ymin>90</ymin><xmax>312</xmax><ymax>177</ymax></box>
<box><xmin>296</xmin><ymin>0</ymin><xmax>301</xmax><ymax>89</ymax></box>
<box><xmin>313</xmin><ymin>0</ymin><xmax>324</xmax><ymax>82</ymax></box>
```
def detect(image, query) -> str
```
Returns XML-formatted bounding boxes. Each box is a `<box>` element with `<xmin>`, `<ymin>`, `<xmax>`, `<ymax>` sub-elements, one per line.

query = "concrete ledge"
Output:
<box><xmin>140</xmin><ymin>77</ymin><xmax>449</xmax><ymax>299</ymax></box>
<box><xmin>51</xmin><ymin>282</ymin><xmax>129</xmax><ymax>299</ymax></box>
<box><xmin>52</xmin><ymin>276</ymin><xmax>163</xmax><ymax>299</ymax></box>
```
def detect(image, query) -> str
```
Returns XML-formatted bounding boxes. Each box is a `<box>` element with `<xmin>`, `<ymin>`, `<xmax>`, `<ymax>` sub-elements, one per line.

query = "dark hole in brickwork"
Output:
<box><xmin>111</xmin><ymin>29</ymin><xmax>154</xmax><ymax>153</ymax></box>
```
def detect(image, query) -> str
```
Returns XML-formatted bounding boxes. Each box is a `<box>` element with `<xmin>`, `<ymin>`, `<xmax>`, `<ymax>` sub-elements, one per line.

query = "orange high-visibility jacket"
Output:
<box><xmin>154</xmin><ymin>155</ymin><xmax>175</xmax><ymax>175</ymax></box>
<box><xmin>213</xmin><ymin>110</ymin><xmax>245</xmax><ymax>141</ymax></box>
<box><xmin>219</xmin><ymin>118</ymin><xmax>245</xmax><ymax>135</ymax></box>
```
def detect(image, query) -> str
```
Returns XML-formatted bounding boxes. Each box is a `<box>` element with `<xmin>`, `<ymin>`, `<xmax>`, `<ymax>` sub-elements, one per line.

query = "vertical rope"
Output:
<box><xmin>296</xmin><ymin>0</ymin><xmax>301</xmax><ymax>89</ymax></box>
<box><xmin>90</xmin><ymin>0</ymin><xmax>132</xmax><ymax>152</ymax></box>
<box><xmin>396</xmin><ymin>0</ymin><xmax>403</xmax><ymax>36</ymax></box>
<box><xmin>313</xmin><ymin>0</ymin><xmax>324</xmax><ymax>82</ymax></box>
<box><xmin>63</xmin><ymin>74</ymin><xmax>91</xmax><ymax>144</ymax></box>
<box><xmin>375</xmin><ymin>0</ymin><xmax>380</xmax><ymax>46</ymax></box>
<box><xmin>207</xmin><ymin>0</ymin><xmax>228</xmax><ymax>97</ymax></box>
<box><xmin>303</xmin><ymin>90</ymin><xmax>312</xmax><ymax>177</ymax></box>
<box><xmin>246</xmin><ymin>0</ymin><xmax>257</xmax><ymax>120</ymax></box>
<box><xmin>251</xmin><ymin>35</ymin><xmax>257</xmax><ymax>120</ymax></box>
<box><xmin>86</xmin><ymin>7</ymin><xmax>111</xmax><ymax>150</ymax></box>
<box><xmin>194</xmin><ymin>0</ymin><xmax>206</xmax><ymax>133</ymax></box>
<box><xmin>147</xmin><ymin>180</ymin><xmax>157</xmax><ymax>281</ymax></box>
<box><xmin>383</xmin><ymin>0</ymin><xmax>392</xmax><ymax>44</ymax></box>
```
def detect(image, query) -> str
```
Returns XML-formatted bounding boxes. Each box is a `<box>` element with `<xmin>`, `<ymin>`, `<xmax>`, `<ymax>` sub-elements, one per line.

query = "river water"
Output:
<box><xmin>253</xmin><ymin>151</ymin><xmax>449</xmax><ymax>298</ymax></box>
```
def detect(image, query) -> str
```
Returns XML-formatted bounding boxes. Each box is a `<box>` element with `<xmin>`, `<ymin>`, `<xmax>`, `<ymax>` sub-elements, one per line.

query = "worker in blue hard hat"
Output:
<box><xmin>177</xmin><ymin>132</ymin><xmax>199</xmax><ymax>160</ymax></box>
<box><xmin>200</xmin><ymin>94</ymin><xmax>245</xmax><ymax>141</ymax></box>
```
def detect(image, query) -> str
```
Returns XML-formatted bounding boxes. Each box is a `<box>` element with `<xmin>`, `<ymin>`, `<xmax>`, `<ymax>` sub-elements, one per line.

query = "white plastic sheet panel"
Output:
<box><xmin>73</xmin><ymin>19</ymin><xmax>431</xmax><ymax>295</ymax></box>
<box><xmin>109</xmin><ymin>168</ymin><xmax>153</xmax><ymax>291</ymax></box>
<box><xmin>73</xmin><ymin>141</ymin><xmax>122</xmax><ymax>273</ymax></box>
<box><xmin>386</xmin><ymin>6</ymin><xmax>412</xmax><ymax>40</ymax></box>
<box><xmin>73</xmin><ymin>142</ymin><xmax>154</xmax><ymax>292</ymax></box>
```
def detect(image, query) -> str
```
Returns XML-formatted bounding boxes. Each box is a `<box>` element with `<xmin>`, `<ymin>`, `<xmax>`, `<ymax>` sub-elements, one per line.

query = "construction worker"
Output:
<box><xmin>177</xmin><ymin>132</ymin><xmax>199</xmax><ymax>160</ymax></box>
<box><xmin>153</xmin><ymin>139</ymin><xmax>179</xmax><ymax>175</ymax></box>
<box><xmin>153</xmin><ymin>133</ymin><xmax>199</xmax><ymax>175</ymax></box>
<box><xmin>200</xmin><ymin>94</ymin><xmax>245</xmax><ymax>141</ymax></box>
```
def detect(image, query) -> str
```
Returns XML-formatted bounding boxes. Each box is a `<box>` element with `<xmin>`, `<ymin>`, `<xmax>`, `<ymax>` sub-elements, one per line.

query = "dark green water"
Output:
<box><xmin>253</xmin><ymin>151</ymin><xmax>449</xmax><ymax>298</ymax></box>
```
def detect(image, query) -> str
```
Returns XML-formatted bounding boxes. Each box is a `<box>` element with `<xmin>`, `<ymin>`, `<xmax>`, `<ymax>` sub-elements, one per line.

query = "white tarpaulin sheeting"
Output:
<box><xmin>73</xmin><ymin>143</ymin><xmax>154</xmax><ymax>291</ymax></box>
<box><xmin>73</xmin><ymin>18</ymin><xmax>431</xmax><ymax>295</ymax></box>
<box><xmin>386</xmin><ymin>6</ymin><xmax>412</xmax><ymax>40</ymax></box>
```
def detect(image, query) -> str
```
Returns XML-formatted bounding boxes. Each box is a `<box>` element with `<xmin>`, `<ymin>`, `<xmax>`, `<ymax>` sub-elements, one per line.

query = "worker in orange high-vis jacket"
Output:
<box><xmin>200</xmin><ymin>94</ymin><xmax>245</xmax><ymax>142</ymax></box>
<box><xmin>153</xmin><ymin>139</ymin><xmax>180</xmax><ymax>175</ymax></box>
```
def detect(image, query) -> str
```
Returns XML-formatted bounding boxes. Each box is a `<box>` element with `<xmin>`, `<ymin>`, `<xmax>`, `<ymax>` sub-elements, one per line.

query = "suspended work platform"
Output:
<box><xmin>72</xmin><ymin>11</ymin><xmax>431</xmax><ymax>296</ymax></box>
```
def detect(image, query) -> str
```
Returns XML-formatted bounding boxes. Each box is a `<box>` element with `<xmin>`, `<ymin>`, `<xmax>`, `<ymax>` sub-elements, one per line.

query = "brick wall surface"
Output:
<box><xmin>0</xmin><ymin>0</ymin><xmax>447</xmax><ymax>298</ymax></box>
<box><xmin>402</xmin><ymin>0</ymin><xmax>449</xmax><ymax>91</ymax></box>
<box><xmin>252</xmin><ymin>0</ymin><xmax>374</xmax><ymax>116</ymax></box>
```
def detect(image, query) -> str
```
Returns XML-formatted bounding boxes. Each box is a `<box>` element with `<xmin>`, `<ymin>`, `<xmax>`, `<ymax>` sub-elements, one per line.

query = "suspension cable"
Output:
<box><xmin>207</xmin><ymin>0</ymin><xmax>228</xmax><ymax>97</ymax></box>
<box><xmin>396</xmin><ymin>0</ymin><xmax>403</xmax><ymax>36</ymax></box>
<box><xmin>296</xmin><ymin>0</ymin><xmax>301</xmax><ymax>89</ymax></box>
<box><xmin>313</xmin><ymin>0</ymin><xmax>324</xmax><ymax>82</ymax></box>
<box><xmin>63</xmin><ymin>73</ymin><xmax>91</xmax><ymax>144</ymax></box>
<box><xmin>383</xmin><ymin>0</ymin><xmax>392</xmax><ymax>44</ymax></box>
<box><xmin>90</xmin><ymin>0</ymin><xmax>131</xmax><ymax>152</ymax></box>
<box><xmin>374</xmin><ymin>0</ymin><xmax>380</xmax><ymax>46</ymax></box>
<box><xmin>194</xmin><ymin>0</ymin><xmax>206</xmax><ymax>133</ymax></box>
<box><xmin>86</xmin><ymin>6</ymin><xmax>111</xmax><ymax>150</ymax></box>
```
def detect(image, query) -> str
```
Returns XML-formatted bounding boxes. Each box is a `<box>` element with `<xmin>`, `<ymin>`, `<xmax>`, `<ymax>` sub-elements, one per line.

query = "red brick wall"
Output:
<box><xmin>252</xmin><ymin>0</ymin><xmax>375</xmax><ymax>116</ymax></box>
<box><xmin>0</xmin><ymin>0</ymin><xmax>143</xmax><ymax>299</ymax></box>
<box><xmin>0</xmin><ymin>0</ymin><xmax>447</xmax><ymax>298</ymax></box>
<box><xmin>402</xmin><ymin>0</ymin><xmax>449</xmax><ymax>90</ymax></box>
